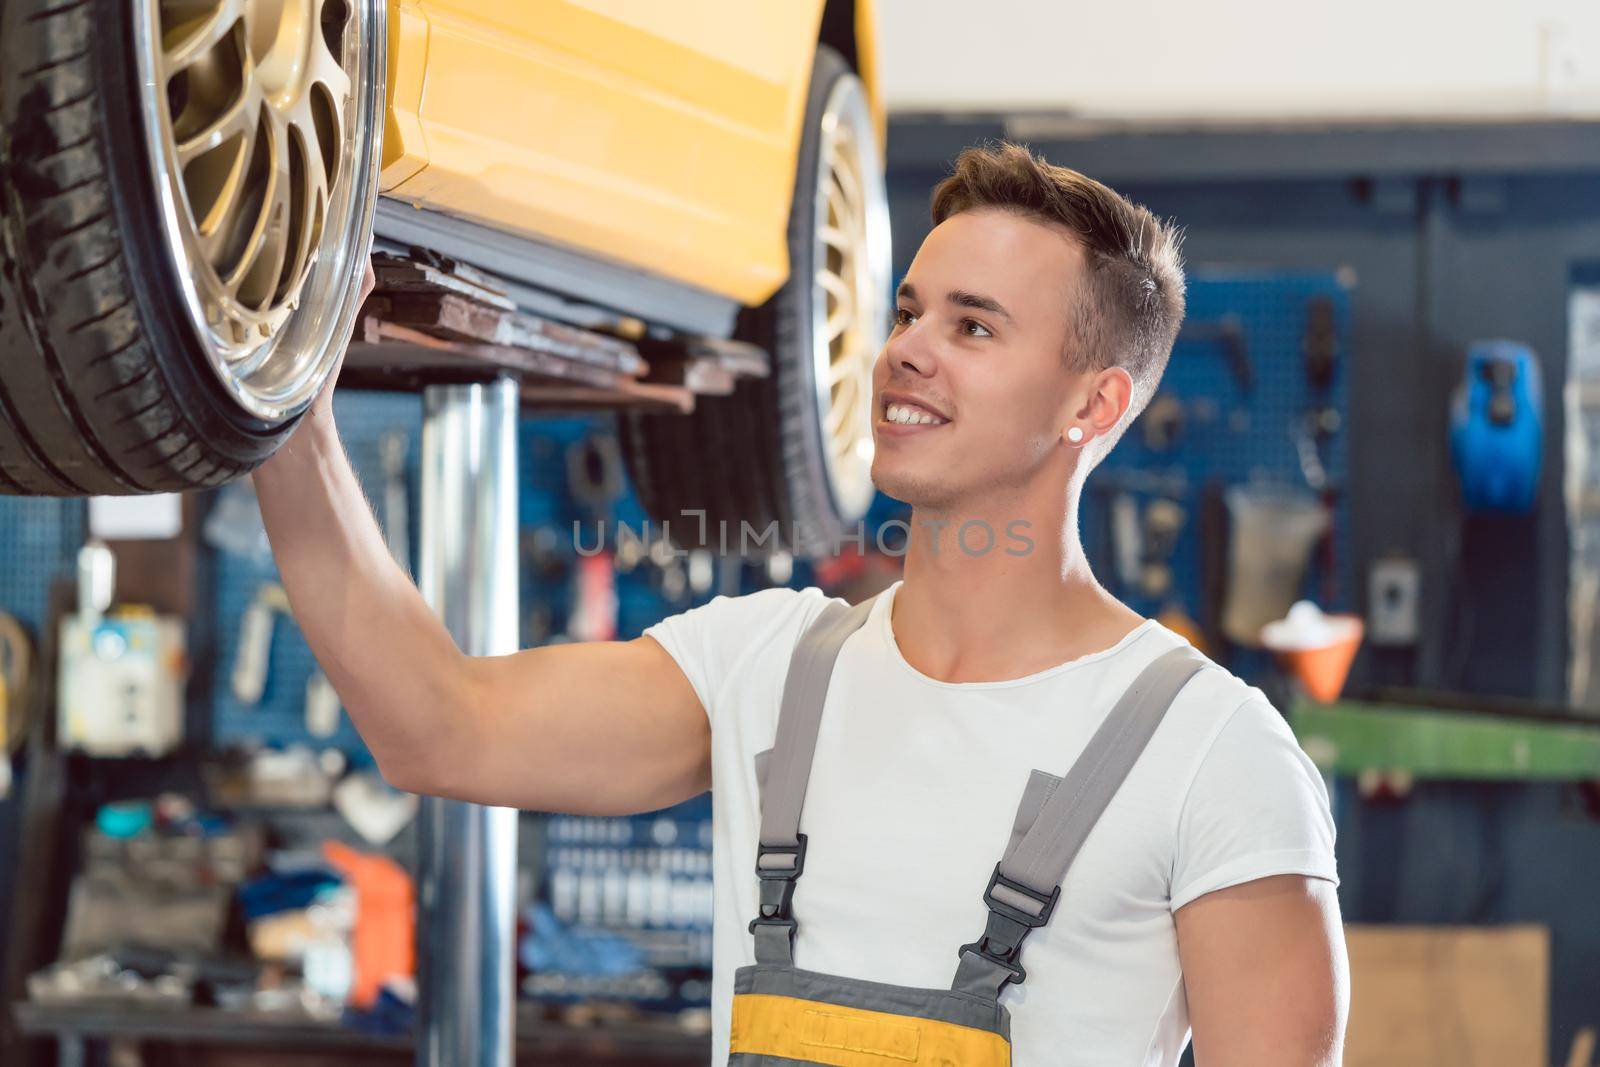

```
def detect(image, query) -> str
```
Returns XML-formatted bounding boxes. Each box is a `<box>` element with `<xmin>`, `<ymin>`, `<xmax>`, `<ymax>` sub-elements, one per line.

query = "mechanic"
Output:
<box><xmin>253</xmin><ymin>141</ymin><xmax>1348</xmax><ymax>1066</ymax></box>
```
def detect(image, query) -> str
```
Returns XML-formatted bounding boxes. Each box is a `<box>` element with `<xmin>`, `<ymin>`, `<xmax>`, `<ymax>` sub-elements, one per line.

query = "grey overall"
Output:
<box><xmin>727</xmin><ymin>593</ymin><xmax>1208</xmax><ymax>1065</ymax></box>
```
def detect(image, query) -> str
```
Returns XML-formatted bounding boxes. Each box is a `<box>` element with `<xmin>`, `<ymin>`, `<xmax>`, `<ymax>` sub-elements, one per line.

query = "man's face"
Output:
<box><xmin>870</xmin><ymin>208</ymin><xmax>1086</xmax><ymax>509</ymax></box>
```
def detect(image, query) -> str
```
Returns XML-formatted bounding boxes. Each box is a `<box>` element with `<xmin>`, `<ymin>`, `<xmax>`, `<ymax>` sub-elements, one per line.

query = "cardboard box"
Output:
<box><xmin>1344</xmin><ymin>924</ymin><xmax>1549</xmax><ymax>1067</ymax></box>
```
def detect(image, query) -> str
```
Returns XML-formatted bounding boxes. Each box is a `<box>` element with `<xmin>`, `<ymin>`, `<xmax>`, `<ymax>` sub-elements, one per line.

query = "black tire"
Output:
<box><xmin>0</xmin><ymin>0</ymin><xmax>377</xmax><ymax>497</ymax></box>
<box><xmin>620</xmin><ymin>45</ymin><xmax>879</xmax><ymax>559</ymax></box>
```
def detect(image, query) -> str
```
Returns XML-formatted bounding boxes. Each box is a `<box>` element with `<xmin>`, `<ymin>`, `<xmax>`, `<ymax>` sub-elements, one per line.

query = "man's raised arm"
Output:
<box><xmin>250</xmin><ymin>286</ymin><xmax>708</xmax><ymax>815</ymax></box>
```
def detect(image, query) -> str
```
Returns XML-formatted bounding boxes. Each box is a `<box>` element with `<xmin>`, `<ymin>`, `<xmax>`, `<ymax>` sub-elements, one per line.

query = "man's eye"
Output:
<box><xmin>893</xmin><ymin>308</ymin><xmax>916</xmax><ymax>327</ymax></box>
<box><xmin>962</xmin><ymin>319</ymin><xmax>993</xmax><ymax>338</ymax></box>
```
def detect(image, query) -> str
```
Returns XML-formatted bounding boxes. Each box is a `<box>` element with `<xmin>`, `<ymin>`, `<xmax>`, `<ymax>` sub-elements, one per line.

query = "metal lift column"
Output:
<box><xmin>415</xmin><ymin>376</ymin><xmax>520</xmax><ymax>1067</ymax></box>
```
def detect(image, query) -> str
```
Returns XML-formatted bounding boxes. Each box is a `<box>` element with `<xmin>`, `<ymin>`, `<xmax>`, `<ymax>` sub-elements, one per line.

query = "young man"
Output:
<box><xmin>254</xmin><ymin>143</ymin><xmax>1347</xmax><ymax>1066</ymax></box>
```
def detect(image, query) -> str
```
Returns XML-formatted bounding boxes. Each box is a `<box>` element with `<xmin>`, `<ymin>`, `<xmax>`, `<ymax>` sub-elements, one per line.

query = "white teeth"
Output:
<box><xmin>885</xmin><ymin>402</ymin><xmax>947</xmax><ymax>426</ymax></box>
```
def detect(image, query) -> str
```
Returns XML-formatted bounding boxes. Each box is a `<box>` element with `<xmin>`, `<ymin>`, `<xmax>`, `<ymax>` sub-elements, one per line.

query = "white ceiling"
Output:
<box><xmin>876</xmin><ymin>0</ymin><xmax>1600</xmax><ymax>120</ymax></box>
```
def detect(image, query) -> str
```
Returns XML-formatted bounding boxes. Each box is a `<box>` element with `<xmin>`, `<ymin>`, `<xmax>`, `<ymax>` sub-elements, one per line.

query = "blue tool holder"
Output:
<box><xmin>1449</xmin><ymin>339</ymin><xmax>1543</xmax><ymax>515</ymax></box>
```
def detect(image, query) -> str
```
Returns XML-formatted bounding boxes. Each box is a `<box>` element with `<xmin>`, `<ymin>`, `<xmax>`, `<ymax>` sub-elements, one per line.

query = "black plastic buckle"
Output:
<box><xmin>748</xmin><ymin>834</ymin><xmax>807</xmax><ymax>936</ymax></box>
<box><xmin>957</xmin><ymin>864</ymin><xmax>1061</xmax><ymax>987</ymax></box>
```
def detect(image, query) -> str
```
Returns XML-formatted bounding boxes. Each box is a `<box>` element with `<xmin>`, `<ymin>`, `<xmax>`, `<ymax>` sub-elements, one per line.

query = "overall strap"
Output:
<box><xmin>750</xmin><ymin>593</ymin><xmax>879</xmax><ymax>966</ymax></box>
<box><xmin>953</xmin><ymin>644</ymin><xmax>1209</xmax><ymax>1000</ymax></box>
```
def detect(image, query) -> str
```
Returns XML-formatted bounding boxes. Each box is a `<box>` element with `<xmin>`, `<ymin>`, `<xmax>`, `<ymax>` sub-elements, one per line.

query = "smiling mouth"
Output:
<box><xmin>880</xmin><ymin>400</ymin><xmax>950</xmax><ymax>427</ymax></box>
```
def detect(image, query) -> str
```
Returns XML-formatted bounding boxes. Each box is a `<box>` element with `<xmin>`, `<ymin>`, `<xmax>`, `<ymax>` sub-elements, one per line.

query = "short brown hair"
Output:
<box><xmin>930</xmin><ymin>142</ymin><xmax>1186</xmax><ymax>427</ymax></box>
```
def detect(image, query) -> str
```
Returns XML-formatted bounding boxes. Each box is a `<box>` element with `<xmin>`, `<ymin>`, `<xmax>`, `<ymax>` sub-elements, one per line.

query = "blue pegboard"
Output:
<box><xmin>208</xmin><ymin>392</ymin><xmax>421</xmax><ymax>760</ymax></box>
<box><xmin>516</xmin><ymin>414</ymin><xmax>769</xmax><ymax>643</ymax></box>
<box><xmin>1083</xmin><ymin>269</ymin><xmax>1353</xmax><ymax>670</ymax></box>
<box><xmin>0</xmin><ymin>495</ymin><xmax>84</xmax><ymax>644</ymax></box>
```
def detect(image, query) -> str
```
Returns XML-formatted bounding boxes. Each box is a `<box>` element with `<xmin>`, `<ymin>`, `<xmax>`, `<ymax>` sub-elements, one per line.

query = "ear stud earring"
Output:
<box><xmin>1067</xmin><ymin>427</ymin><xmax>1085</xmax><ymax>444</ymax></box>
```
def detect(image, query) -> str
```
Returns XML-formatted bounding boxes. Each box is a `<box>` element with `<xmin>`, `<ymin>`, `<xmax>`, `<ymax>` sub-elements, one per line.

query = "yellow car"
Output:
<box><xmin>0</xmin><ymin>0</ymin><xmax>890</xmax><ymax>554</ymax></box>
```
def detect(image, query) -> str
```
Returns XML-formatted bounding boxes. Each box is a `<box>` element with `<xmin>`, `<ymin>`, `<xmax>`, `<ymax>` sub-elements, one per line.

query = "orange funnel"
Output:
<box><xmin>1260</xmin><ymin>602</ymin><xmax>1364</xmax><ymax>704</ymax></box>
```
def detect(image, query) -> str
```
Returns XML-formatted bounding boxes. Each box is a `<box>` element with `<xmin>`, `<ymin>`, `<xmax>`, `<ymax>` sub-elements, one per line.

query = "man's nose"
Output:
<box><xmin>884</xmin><ymin>320</ymin><xmax>937</xmax><ymax>377</ymax></box>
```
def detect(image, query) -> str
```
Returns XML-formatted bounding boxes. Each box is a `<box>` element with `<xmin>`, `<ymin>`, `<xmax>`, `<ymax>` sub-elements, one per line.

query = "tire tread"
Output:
<box><xmin>0</xmin><ymin>0</ymin><xmax>296</xmax><ymax>496</ymax></box>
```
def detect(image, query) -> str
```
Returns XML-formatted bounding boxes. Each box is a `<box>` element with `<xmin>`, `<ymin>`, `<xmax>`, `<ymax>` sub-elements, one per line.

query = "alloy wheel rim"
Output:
<box><xmin>811</xmin><ymin>73</ymin><xmax>891</xmax><ymax>525</ymax></box>
<box><xmin>135</xmin><ymin>0</ymin><xmax>381</xmax><ymax>421</ymax></box>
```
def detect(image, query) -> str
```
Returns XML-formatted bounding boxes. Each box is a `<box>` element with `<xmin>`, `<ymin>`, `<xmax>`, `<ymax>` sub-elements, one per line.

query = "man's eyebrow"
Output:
<box><xmin>896</xmin><ymin>282</ymin><xmax>1014</xmax><ymax>323</ymax></box>
<box><xmin>948</xmin><ymin>289</ymin><xmax>1014</xmax><ymax>322</ymax></box>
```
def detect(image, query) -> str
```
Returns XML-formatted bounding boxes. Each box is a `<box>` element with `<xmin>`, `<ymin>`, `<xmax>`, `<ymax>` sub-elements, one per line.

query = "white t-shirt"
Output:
<box><xmin>643</xmin><ymin>580</ymin><xmax>1338</xmax><ymax>1066</ymax></box>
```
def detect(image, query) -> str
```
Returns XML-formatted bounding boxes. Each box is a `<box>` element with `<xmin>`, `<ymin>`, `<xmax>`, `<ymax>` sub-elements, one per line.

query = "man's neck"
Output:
<box><xmin>891</xmin><ymin>487</ymin><xmax>1146</xmax><ymax>685</ymax></box>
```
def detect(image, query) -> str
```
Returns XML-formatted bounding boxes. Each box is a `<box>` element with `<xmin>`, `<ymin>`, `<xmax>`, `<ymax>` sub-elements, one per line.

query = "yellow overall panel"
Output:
<box><xmin>729</xmin><ymin>993</ymin><xmax>1012</xmax><ymax>1067</ymax></box>
<box><xmin>379</xmin><ymin>0</ymin><xmax>825</xmax><ymax>307</ymax></box>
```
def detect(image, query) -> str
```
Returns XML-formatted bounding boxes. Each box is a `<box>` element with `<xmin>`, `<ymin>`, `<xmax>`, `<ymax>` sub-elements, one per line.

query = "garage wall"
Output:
<box><xmin>878</xmin><ymin>0</ymin><xmax>1600</xmax><ymax>119</ymax></box>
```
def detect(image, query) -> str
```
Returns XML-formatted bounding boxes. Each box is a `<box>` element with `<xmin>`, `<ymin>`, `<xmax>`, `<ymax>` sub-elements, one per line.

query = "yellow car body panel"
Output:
<box><xmin>852</xmin><ymin>1</ymin><xmax>886</xmax><ymax>152</ymax></box>
<box><xmin>377</xmin><ymin>0</ymin><xmax>878</xmax><ymax>309</ymax></box>
<box><xmin>380</xmin><ymin>3</ymin><xmax>431</xmax><ymax>190</ymax></box>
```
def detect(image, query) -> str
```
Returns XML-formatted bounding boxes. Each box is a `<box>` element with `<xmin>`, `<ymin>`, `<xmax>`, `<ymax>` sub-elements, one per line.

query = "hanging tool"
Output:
<box><xmin>305</xmin><ymin>671</ymin><xmax>343</xmax><ymax>739</ymax></box>
<box><xmin>566</xmin><ymin>553</ymin><xmax>619</xmax><ymax>642</ymax></box>
<box><xmin>0</xmin><ymin>611</ymin><xmax>34</xmax><ymax>799</ymax></box>
<box><xmin>1177</xmin><ymin>315</ymin><xmax>1253</xmax><ymax>396</ymax></box>
<box><xmin>1138</xmin><ymin>498</ymin><xmax>1187</xmax><ymax>599</ymax></box>
<box><xmin>687</xmin><ymin>549</ymin><xmax>715</xmax><ymax>597</ymax></box>
<box><xmin>1140</xmin><ymin>394</ymin><xmax>1186</xmax><ymax>453</ymax></box>
<box><xmin>651</xmin><ymin>535</ymin><xmax>689</xmax><ymax>604</ymax></box>
<box><xmin>1302</xmin><ymin>297</ymin><xmax>1338</xmax><ymax>391</ymax></box>
<box><xmin>380</xmin><ymin>430</ymin><xmax>411</xmax><ymax>577</ymax></box>
<box><xmin>567</xmin><ymin>434</ymin><xmax>625</xmax><ymax>513</ymax></box>
<box><xmin>1299</xmin><ymin>295</ymin><xmax>1344</xmax><ymax>609</ymax></box>
<box><xmin>232</xmin><ymin>582</ymin><xmax>291</xmax><ymax>706</ymax></box>
<box><xmin>614</xmin><ymin>522</ymin><xmax>649</xmax><ymax>573</ymax></box>
<box><xmin>565</xmin><ymin>434</ymin><xmax>625</xmax><ymax>637</ymax></box>
<box><xmin>765</xmin><ymin>550</ymin><xmax>794</xmax><ymax>587</ymax></box>
<box><xmin>1110</xmin><ymin>493</ymin><xmax>1142</xmax><ymax>589</ymax></box>
<box><xmin>1199</xmin><ymin>479</ymin><xmax>1229</xmax><ymax>652</ymax></box>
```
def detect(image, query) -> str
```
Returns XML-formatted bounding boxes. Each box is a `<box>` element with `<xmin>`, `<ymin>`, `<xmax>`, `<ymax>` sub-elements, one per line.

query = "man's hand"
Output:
<box><xmin>1176</xmin><ymin>874</ymin><xmax>1349</xmax><ymax>1066</ymax></box>
<box><xmin>307</xmin><ymin>256</ymin><xmax>377</xmax><ymax>425</ymax></box>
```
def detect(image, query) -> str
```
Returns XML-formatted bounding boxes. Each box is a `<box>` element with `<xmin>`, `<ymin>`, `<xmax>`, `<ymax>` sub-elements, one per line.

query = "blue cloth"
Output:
<box><xmin>236</xmin><ymin>868</ymin><xmax>343</xmax><ymax>921</ymax></box>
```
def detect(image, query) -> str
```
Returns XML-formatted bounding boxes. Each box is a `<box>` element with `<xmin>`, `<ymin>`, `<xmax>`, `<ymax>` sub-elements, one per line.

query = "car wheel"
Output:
<box><xmin>620</xmin><ymin>45</ymin><xmax>890</xmax><ymax>559</ymax></box>
<box><xmin>0</xmin><ymin>0</ymin><xmax>384</xmax><ymax>496</ymax></box>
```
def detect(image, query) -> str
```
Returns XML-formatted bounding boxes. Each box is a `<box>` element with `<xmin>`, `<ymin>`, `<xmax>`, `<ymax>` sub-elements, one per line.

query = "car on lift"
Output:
<box><xmin>0</xmin><ymin>0</ymin><xmax>890</xmax><ymax>556</ymax></box>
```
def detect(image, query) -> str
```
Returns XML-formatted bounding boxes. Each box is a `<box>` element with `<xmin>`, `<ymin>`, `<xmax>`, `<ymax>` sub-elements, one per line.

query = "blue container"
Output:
<box><xmin>95</xmin><ymin>800</ymin><xmax>153</xmax><ymax>839</ymax></box>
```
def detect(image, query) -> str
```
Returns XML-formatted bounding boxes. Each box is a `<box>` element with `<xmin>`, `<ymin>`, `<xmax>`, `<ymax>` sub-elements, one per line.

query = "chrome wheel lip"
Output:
<box><xmin>132</xmin><ymin>0</ymin><xmax>385</xmax><ymax>423</ymax></box>
<box><xmin>810</xmin><ymin>71</ymin><xmax>890</xmax><ymax>526</ymax></box>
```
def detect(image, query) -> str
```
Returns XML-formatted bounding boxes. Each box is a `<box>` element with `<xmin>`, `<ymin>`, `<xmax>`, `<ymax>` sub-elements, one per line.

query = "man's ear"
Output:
<box><xmin>1073</xmin><ymin>365</ymin><xmax>1134</xmax><ymax>440</ymax></box>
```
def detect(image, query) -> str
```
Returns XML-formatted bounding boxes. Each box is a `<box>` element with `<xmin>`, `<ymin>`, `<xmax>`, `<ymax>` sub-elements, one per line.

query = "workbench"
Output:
<box><xmin>13</xmin><ymin>1001</ymin><xmax>707</xmax><ymax>1066</ymax></box>
<box><xmin>1291</xmin><ymin>698</ymin><xmax>1600</xmax><ymax>781</ymax></box>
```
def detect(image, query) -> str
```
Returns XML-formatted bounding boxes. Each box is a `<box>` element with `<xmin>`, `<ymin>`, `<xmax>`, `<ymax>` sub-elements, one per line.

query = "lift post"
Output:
<box><xmin>414</xmin><ymin>377</ymin><xmax>520</xmax><ymax>1067</ymax></box>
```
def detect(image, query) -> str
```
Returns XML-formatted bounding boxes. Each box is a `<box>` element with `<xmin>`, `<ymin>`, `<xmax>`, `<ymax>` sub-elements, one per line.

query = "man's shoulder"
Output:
<box><xmin>640</xmin><ymin>585</ymin><xmax>850</xmax><ymax>711</ymax></box>
<box><xmin>1153</xmin><ymin>639</ymin><xmax>1329</xmax><ymax>833</ymax></box>
<box><xmin>1140</xmin><ymin>630</ymin><xmax>1299</xmax><ymax>766</ymax></box>
<box><xmin>1141</xmin><ymin>626</ymin><xmax>1265</xmax><ymax>719</ymax></box>
<box><xmin>656</xmin><ymin>584</ymin><xmax>842</xmax><ymax>642</ymax></box>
